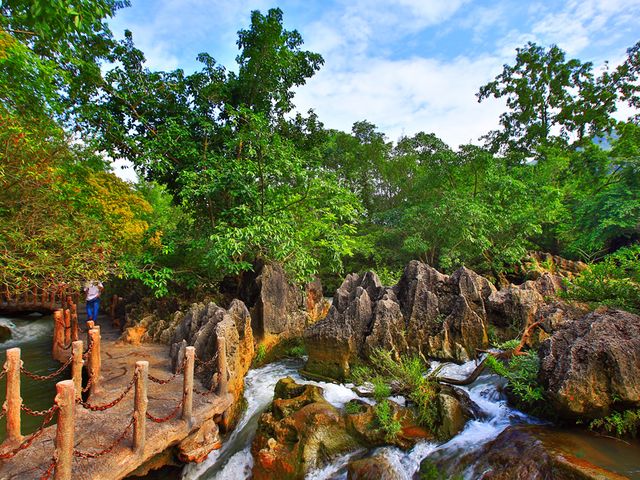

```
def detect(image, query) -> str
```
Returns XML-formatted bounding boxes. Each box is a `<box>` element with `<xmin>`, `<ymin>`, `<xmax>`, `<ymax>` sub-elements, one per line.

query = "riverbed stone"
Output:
<box><xmin>459</xmin><ymin>425</ymin><xmax>632</xmax><ymax>480</ymax></box>
<box><xmin>347</xmin><ymin>453</ymin><xmax>403</xmax><ymax>480</ymax></box>
<box><xmin>251</xmin><ymin>377</ymin><xmax>360</xmax><ymax>480</ymax></box>
<box><xmin>538</xmin><ymin>308</ymin><xmax>640</xmax><ymax>419</ymax></box>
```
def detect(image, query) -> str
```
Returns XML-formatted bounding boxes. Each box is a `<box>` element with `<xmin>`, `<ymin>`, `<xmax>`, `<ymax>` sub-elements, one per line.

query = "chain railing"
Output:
<box><xmin>73</xmin><ymin>418</ymin><xmax>135</xmax><ymax>459</ymax></box>
<box><xmin>0</xmin><ymin>325</ymin><xmax>228</xmax><ymax>480</ymax></box>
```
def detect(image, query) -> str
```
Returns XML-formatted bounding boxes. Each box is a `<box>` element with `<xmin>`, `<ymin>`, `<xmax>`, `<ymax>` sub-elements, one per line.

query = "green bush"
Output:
<box><xmin>589</xmin><ymin>409</ymin><xmax>640</xmax><ymax>438</ymax></box>
<box><xmin>372</xmin><ymin>376</ymin><xmax>392</xmax><ymax>402</ymax></box>
<box><xmin>485</xmin><ymin>352</ymin><xmax>544</xmax><ymax>407</ymax></box>
<box><xmin>254</xmin><ymin>344</ymin><xmax>267</xmax><ymax>365</ymax></box>
<box><xmin>564</xmin><ymin>245</ymin><xmax>640</xmax><ymax>313</ymax></box>
<box><xmin>496</xmin><ymin>338</ymin><xmax>521</xmax><ymax>350</ymax></box>
<box><xmin>344</xmin><ymin>401</ymin><xmax>364</xmax><ymax>415</ymax></box>
<box><xmin>286</xmin><ymin>344</ymin><xmax>306</xmax><ymax>358</ymax></box>
<box><xmin>374</xmin><ymin>400</ymin><xmax>402</xmax><ymax>442</ymax></box>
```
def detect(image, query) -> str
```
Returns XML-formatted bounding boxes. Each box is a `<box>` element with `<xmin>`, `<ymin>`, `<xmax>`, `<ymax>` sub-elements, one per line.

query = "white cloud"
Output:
<box><xmin>294</xmin><ymin>54</ymin><xmax>506</xmax><ymax>148</ymax></box>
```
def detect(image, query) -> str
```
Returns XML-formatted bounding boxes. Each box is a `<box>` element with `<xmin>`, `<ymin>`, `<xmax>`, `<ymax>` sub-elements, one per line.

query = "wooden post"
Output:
<box><xmin>71</xmin><ymin>341</ymin><xmax>83</xmax><ymax>401</ymax></box>
<box><xmin>70</xmin><ymin>303</ymin><xmax>78</xmax><ymax>342</ymax></box>
<box><xmin>54</xmin><ymin>380</ymin><xmax>75</xmax><ymax>480</ymax></box>
<box><xmin>88</xmin><ymin>327</ymin><xmax>101</xmax><ymax>396</ymax></box>
<box><xmin>133</xmin><ymin>361</ymin><xmax>148</xmax><ymax>453</ymax></box>
<box><xmin>63</xmin><ymin>309</ymin><xmax>71</xmax><ymax>349</ymax></box>
<box><xmin>5</xmin><ymin>348</ymin><xmax>22</xmax><ymax>444</ymax></box>
<box><xmin>52</xmin><ymin>309</ymin><xmax>65</xmax><ymax>362</ymax></box>
<box><xmin>216</xmin><ymin>336</ymin><xmax>227</xmax><ymax>395</ymax></box>
<box><xmin>182</xmin><ymin>346</ymin><xmax>195</xmax><ymax>422</ymax></box>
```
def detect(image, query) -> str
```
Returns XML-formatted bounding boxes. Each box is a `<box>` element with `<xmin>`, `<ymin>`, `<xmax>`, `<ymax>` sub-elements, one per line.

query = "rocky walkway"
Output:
<box><xmin>0</xmin><ymin>316</ymin><xmax>232</xmax><ymax>480</ymax></box>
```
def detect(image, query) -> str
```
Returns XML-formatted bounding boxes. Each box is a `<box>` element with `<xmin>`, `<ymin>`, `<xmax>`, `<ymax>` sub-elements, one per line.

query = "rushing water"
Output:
<box><xmin>0</xmin><ymin>314</ymin><xmax>63</xmax><ymax>441</ymax></box>
<box><xmin>183</xmin><ymin>356</ymin><xmax>540</xmax><ymax>480</ymax></box>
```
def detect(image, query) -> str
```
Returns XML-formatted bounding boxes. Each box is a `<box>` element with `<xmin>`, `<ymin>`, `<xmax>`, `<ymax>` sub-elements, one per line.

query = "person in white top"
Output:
<box><xmin>84</xmin><ymin>280</ymin><xmax>104</xmax><ymax>322</ymax></box>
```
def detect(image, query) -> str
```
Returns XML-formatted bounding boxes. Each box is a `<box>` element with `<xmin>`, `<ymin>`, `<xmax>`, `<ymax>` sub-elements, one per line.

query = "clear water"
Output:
<box><xmin>0</xmin><ymin>314</ymin><xmax>63</xmax><ymax>441</ymax></box>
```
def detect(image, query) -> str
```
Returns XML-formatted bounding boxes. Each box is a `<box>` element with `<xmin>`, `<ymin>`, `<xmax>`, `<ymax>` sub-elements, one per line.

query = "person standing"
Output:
<box><xmin>84</xmin><ymin>280</ymin><xmax>104</xmax><ymax>322</ymax></box>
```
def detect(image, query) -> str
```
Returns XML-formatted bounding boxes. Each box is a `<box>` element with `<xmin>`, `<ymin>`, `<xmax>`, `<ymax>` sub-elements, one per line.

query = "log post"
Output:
<box><xmin>70</xmin><ymin>303</ymin><xmax>78</xmax><ymax>342</ymax></box>
<box><xmin>88</xmin><ymin>327</ymin><xmax>101</xmax><ymax>396</ymax></box>
<box><xmin>54</xmin><ymin>380</ymin><xmax>75</xmax><ymax>480</ymax></box>
<box><xmin>52</xmin><ymin>309</ymin><xmax>65</xmax><ymax>362</ymax></box>
<box><xmin>63</xmin><ymin>309</ymin><xmax>71</xmax><ymax>349</ymax></box>
<box><xmin>71</xmin><ymin>341</ymin><xmax>83</xmax><ymax>401</ymax></box>
<box><xmin>5</xmin><ymin>348</ymin><xmax>22</xmax><ymax>444</ymax></box>
<box><xmin>133</xmin><ymin>361</ymin><xmax>148</xmax><ymax>453</ymax></box>
<box><xmin>216</xmin><ymin>336</ymin><xmax>227</xmax><ymax>395</ymax></box>
<box><xmin>182</xmin><ymin>346</ymin><xmax>195</xmax><ymax>422</ymax></box>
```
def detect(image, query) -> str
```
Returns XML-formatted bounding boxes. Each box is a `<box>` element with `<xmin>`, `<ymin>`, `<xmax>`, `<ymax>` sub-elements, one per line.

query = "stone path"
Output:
<box><xmin>0</xmin><ymin>316</ymin><xmax>232</xmax><ymax>480</ymax></box>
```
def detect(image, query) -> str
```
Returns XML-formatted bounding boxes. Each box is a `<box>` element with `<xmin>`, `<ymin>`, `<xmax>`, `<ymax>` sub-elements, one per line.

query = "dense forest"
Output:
<box><xmin>1</xmin><ymin>1</ymin><xmax>639</xmax><ymax>311</ymax></box>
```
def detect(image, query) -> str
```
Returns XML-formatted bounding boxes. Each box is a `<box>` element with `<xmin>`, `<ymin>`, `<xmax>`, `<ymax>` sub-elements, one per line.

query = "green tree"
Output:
<box><xmin>0</xmin><ymin>0</ymin><xmax>128</xmax><ymax>117</ymax></box>
<box><xmin>477</xmin><ymin>42</ymin><xmax>617</xmax><ymax>159</ymax></box>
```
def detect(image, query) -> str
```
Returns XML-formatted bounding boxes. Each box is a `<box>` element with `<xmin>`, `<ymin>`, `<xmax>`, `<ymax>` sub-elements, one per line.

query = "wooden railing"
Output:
<box><xmin>0</xmin><ymin>286</ymin><xmax>79</xmax><ymax>314</ymax></box>
<box><xmin>0</xmin><ymin>312</ymin><xmax>229</xmax><ymax>480</ymax></box>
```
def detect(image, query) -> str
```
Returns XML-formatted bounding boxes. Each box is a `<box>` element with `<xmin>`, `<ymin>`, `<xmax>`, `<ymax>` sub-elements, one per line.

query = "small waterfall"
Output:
<box><xmin>186</xmin><ymin>355</ymin><xmax>538</xmax><ymax>480</ymax></box>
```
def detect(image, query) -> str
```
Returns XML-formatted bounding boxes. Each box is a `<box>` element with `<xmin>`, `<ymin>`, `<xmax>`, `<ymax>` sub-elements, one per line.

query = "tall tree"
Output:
<box><xmin>477</xmin><ymin>42</ymin><xmax>617</xmax><ymax>159</ymax></box>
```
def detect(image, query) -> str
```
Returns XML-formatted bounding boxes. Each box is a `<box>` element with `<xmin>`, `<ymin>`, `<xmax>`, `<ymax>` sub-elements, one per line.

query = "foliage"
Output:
<box><xmin>344</xmin><ymin>400</ymin><xmax>364</xmax><ymax>415</ymax></box>
<box><xmin>254</xmin><ymin>344</ymin><xmax>267</xmax><ymax>364</ymax></box>
<box><xmin>589</xmin><ymin>409</ymin><xmax>640</xmax><ymax>438</ymax></box>
<box><xmin>0</xmin><ymin>107</ymin><xmax>150</xmax><ymax>292</ymax></box>
<box><xmin>485</xmin><ymin>353</ymin><xmax>545</xmax><ymax>407</ymax></box>
<box><xmin>285</xmin><ymin>343</ymin><xmax>306</xmax><ymax>358</ymax></box>
<box><xmin>0</xmin><ymin>0</ymin><xmax>127</xmax><ymax>117</ymax></box>
<box><xmin>353</xmin><ymin>349</ymin><xmax>440</xmax><ymax>432</ymax></box>
<box><xmin>374</xmin><ymin>400</ymin><xmax>402</xmax><ymax>442</ymax></box>
<box><xmin>419</xmin><ymin>460</ymin><xmax>463</xmax><ymax>480</ymax></box>
<box><xmin>496</xmin><ymin>338</ymin><xmax>521</xmax><ymax>351</ymax></box>
<box><xmin>85</xmin><ymin>9</ymin><xmax>361</xmax><ymax>285</ymax></box>
<box><xmin>563</xmin><ymin>245</ymin><xmax>640</xmax><ymax>313</ymax></box>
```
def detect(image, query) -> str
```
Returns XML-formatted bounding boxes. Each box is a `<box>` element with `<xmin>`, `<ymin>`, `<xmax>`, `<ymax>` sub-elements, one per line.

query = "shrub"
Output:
<box><xmin>344</xmin><ymin>401</ymin><xmax>364</xmax><ymax>415</ymax></box>
<box><xmin>589</xmin><ymin>409</ymin><xmax>640</xmax><ymax>438</ymax></box>
<box><xmin>372</xmin><ymin>376</ymin><xmax>392</xmax><ymax>402</ymax></box>
<box><xmin>374</xmin><ymin>400</ymin><xmax>402</xmax><ymax>442</ymax></box>
<box><xmin>286</xmin><ymin>344</ymin><xmax>306</xmax><ymax>358</ymax></box>
<box><xmin>485</xmin><ymin>352</ymin><xmax>544</xmax><ymax>407</ymax></box>
<box><xmin>254</xmin><ymin>344</ymin><xmax>267</xmax><ymax>364</ymax></box>
<box><xmin>496</xmin><ymin>338</ymin><xmax>521</xmax><ymax>350</ymax></box>
<box><xmin>563</xmin><ymin>245</ymin><xmax>640</xmax><ymax>313</ymax></box>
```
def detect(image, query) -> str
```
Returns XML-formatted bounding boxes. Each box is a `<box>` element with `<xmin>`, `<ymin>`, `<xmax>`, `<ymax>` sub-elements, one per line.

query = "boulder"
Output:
<box><xmin>169</xmin><ymin>299</ymin><xmax>254</xmax><ymax>429</ymax></box>
<box><xmin>460</xmin><ymin>425</ymin><xmax>631</xmax><ymax>480</ymax></box>
<box><xmin>304</xmin><ymin>262</ymin><xmax>494</xmax><ymax>380</ymax></box>
<box><xmin>251</xmin><ymin>377</ymin><xmax>360</xmax><ymax>480</ymax></box>
<box><xmin>177</xmin><ymin>418</ymin><xmax>221</xmax><ymax>463</ymax></box>
<box><xmin>538</xmin><ymin>308</ymin><xmax>640</xmax><ymax>419</ymax></box>
<box><xmin>0</xmin><ymin>324</ymin><xmax>12</xmax><ymax>343</ymax></box>
<box><xmin>347</xmin><ymin>454</ymin><xmax>402</xmax><ymax>480</ymax></box>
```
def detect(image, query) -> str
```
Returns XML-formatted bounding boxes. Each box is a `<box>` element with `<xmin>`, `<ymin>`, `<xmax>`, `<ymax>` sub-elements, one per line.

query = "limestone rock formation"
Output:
<box><xmin>304</xmin><ymin>262</ymin><xmax>496</xmax><ymax>380</ymax></box>
<box><xmin>304</xmin><ymin>261</ymin><xmax>579</xmax><ymax>381</ymax></box>
<box><xmin>305</xmin><ymin>276</ymin><xmax>330</xmax><ymax>324</ymax></box>
<box><xmin>538</xmin><ymin>308</ymin><xmax>640</xmax><ymax>419</ymax></box>
<box><xmin>169</xmin><ymin>299</ymin><xmax>254</xmax><ymax>429</ymax></box>
<box><xmin>251</xmin><ymin>377</ymin><xmax>359</xmax><ymax>480</ymax></box>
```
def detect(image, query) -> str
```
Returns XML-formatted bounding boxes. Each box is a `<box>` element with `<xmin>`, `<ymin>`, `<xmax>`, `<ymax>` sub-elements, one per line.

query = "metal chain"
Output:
<box><xmin>0</xmin><ymin>405</ymin><xmax>58</xmax><ymax>459</ymax></box>
<box><xmin>195</xmin><ymin>351</ymin><xmax>218</xmax><ymax>368</ymax></box>
<box><xmin>146</xmin><ymin>398</ymin><xmax>183</xmax><ymax>423</ymax></box>
<box><xmin>57</xmin><ymin>340</ymin><xmax>73</xmax><ymax>351</ymax></box>
<box><xmin>82</xmin><ymin>371</ymin><xmax>95</xmax><ymax>393</ymax></box>
<box><xmin>0</xmin><ymin>367</ymin><xmax>7</xmax><ymax>381</ymax></box>
<box><xmin>73</xmin><ymin>418</ymin><xmax>134</xmax><ymax>459</ymax></box>
<box><xmin>40</xmin><ymin>458</ymin><xmax>56</xmax><ymax>480</ymax></box>
<box><xmin>149</xmin><ymin>355</ymin><xmax>187</xmax><ymax>385</ymax></box>
<box><xmin>83</xmin><ymin>340</ymin><xmax>94</xmax><ymax>358</ymax></box>
<box><xmin>0</xmin><ymin>405</ymin><xmax>6</xmax><ymax>420</ymax></box>
<box><xmin>21</xmin><ymin>403</ymin><xmax>58</xmax><ymax>417</ymax></box>
<box><xmin>77</xmin><ymin>372</ymin><xmax>137</xmax><ymax>411</ymax></box>
<box><xmin>21</xmin><ymin>355</ymin><xmax>73</xmax><ymax>381</ymax></box>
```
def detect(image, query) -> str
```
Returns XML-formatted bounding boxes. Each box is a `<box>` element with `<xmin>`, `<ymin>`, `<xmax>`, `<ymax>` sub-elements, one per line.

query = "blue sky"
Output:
<box><xmin>107</xmin><ymin>0</ymin><xmax>639</xmax><ymax>152</ymax></box>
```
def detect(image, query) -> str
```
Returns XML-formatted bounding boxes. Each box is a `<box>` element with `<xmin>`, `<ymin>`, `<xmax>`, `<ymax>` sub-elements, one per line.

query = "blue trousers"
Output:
<box><xmin>86</xmin><ymin>298</ymin><xmax>100</xmax><ymax>321</ymax></box>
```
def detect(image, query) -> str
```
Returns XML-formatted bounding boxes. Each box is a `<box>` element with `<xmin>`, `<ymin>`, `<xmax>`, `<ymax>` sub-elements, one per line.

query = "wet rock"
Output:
<box><xmin>0</xmin><ymin>324</ymin><xmax>12</xmax><ymax>343</ymax></box>
<box><xmin>538</xmin><ymin>308</ymin><xmax>640</xmax><ymax>419</ymax></box>
<box><xmin>344</xmin><ymin>400</ymin><xmax>431</xmax><ymax>450</ymax></box>
<box><xmin>169</xmin><ymin>299</ymin><xmax>254</xmax><ymax>429</ymax></box>
<box><xmin>347</xmin><ymin>453</ymin><xmax>402</xmax><ymax>480</ymax></box>
<box><xmin>177</xmin><ymin>418</ymin><xmax>221</xmax><ymax>463</ymax></box>
<box><xmin>436</xmin><ymin>386</ymin><xmax>477</xmax><ymax>440</ymax></box>
<box><xmin>461</xmin><ymin>425</ymin><xmax>631</xmax><ymax>480</ymax></box>
<box><xmin>251</xmin><ymin>377</ymin><xmax>360</xmax><ymax>480</ymax></box>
